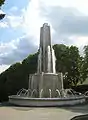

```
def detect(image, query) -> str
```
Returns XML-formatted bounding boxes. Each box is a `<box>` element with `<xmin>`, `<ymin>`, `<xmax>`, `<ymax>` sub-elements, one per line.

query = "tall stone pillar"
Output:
<box><xmin>37</xmin><ymin>23</ymin><xmax>55</xmax><ymax>73</ymax></box>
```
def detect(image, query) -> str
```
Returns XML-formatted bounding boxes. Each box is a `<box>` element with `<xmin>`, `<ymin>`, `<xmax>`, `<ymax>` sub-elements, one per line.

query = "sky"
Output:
<box><xmin>0</xmin><ymin>0</ymin><xmax>88</xmax><ymax>73</ymax></box>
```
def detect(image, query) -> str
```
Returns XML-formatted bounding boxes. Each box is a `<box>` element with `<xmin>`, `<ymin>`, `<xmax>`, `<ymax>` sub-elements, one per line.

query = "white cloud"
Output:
<box><xmin>7</xmin><ymin>15</ymin><xmax>23</xmax><ymax>28</ymax></box>
<box><xmin>0</xmin><ymin>22</ymin><xmax>8</xmax><ymax>28</ymax></box>
<box><xmin>5</xmin><ymin>0</ymin><xmax>88</xmax><ymax>47</ymax></box>
<box><xmin>6</xmin><ymin>0</ymin><xmax>88</xmax><ymax>31</ymax></box>
<box><xmin>0</xmin><ymin>10</ymin><xmax>5</xmax><ymax>15</ymax></box>
<box><xmin>23</xmin><ymin>0</ymin><xmax>47</xmax><ymax>45</ymax></box>
<box><xmin>0</xmin><ymin>40</ymin><xmax>17</xmax><ymax>55</ymax></box>
<box><xmin>9</xmin><ymin>6</ymin><xmax>18</xmax><ymax>12</ymax></box>
<box><xmin>22</xmin><ymin>0</ymin><xmax>88</xmax><ymax>47</ymax></box>
<box><xmin>71</xmin><ymin>36</ymin><xmax>88</xmax><ymax>47</ymax></box>
<box><xmin>43</xmin><ymin>0</ymin><xmax>88</xmax><ymax>15</ymax></box>
<box><xmin>0</xmin><ymin>36</ymin><xmax>38</xmax><ymax>65</ymax></box>
<box><xmin>0</xmin><ymin>65</ymin><xmax>10</xmax><ymax>73</ymax></box>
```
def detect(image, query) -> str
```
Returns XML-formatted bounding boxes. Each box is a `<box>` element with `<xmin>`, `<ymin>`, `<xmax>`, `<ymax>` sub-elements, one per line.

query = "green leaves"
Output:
<box><xmin>80</xmin><ymin>45</ymin><xmax>88</xmax><ymax>84</ymax></box>
<box><xmin>0</xmin><ymin>52</ymin><xmax>38</xmax><ymax>101</ymax></box>
<box><xmin>53</xmin><ymin>44</ymin><xmax>81</xmax><ymax>87</ymax></box>
<box><xmin>0</xmin><ymin>0</ymin><xmax>5</xmax><ymax>7</ymax></box>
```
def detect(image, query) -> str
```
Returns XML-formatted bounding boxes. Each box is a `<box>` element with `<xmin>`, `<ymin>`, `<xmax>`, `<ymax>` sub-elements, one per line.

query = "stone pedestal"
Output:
<box><xmin>29</xmin><ymin>73</ymin><xmax>63</xmax><ymax>98</ymax></box>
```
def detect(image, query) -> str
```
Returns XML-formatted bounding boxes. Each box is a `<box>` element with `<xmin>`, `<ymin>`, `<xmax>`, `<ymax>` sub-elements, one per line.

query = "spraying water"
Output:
<box><xmin>37</xmin><ymin>47</ymin><xmax>42</xmax><ymax>73</ymax></box>
<box><xmin>52</xmin><ymin>48</ymin><xmax>56</xmax><ymax>73</ymax></box>
<box><xmin>47</xmin><ymin>46</ymin><xmax>51</xmax><ymax>72</ymax></box>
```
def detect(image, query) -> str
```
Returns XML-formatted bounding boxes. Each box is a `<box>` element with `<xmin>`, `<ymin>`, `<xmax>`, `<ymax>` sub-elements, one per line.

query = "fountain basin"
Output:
<box><xmin>9</xmin><ymin>95</ymin><xmax>85</xmax><ymax>107</ymax></box>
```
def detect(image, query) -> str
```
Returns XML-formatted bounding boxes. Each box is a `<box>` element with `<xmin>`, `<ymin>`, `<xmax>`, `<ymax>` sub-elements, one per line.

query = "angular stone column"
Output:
<box><xmin>38</xmin><ymin>23</ymin><xmax>55</xmax><ymax>73</ymax></box>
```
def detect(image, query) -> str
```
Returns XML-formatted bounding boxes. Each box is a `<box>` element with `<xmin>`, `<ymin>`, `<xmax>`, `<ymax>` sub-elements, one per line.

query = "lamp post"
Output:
<box><xmin>0</xmin><ymin>9</ymin><xmax>5</xmax><ymax>20</ymax></box>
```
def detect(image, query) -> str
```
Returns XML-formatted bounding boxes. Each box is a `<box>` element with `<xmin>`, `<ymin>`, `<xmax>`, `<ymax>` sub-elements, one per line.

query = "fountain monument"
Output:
<box><xmin>29</xmin><ymin>23</ymin><xmax>63</xmax><ymax>98</ymax></box>
<box><xmin>9</xmin><ymin>23</ymin><xmax>85</xmax><ymax>106</ymax></box>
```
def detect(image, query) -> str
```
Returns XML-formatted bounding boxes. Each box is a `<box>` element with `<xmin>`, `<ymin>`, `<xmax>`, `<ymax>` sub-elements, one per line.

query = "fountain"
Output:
<box><xmin>9</xmin><ymin>23</ymin><xmax>85</xmax><ymax>106</ymax></box>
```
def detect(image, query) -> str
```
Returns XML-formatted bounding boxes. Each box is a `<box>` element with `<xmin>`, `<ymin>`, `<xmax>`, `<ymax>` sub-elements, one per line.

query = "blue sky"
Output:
<box><xmin>1</xmin><ymin>0</ymin><xmax>88</xmax><ymax>72</ymax></box>
<box><xmin>0</xmin><ymin>0</ymin><xmax>29</xmax><ymax>42</ymax></box>
<box><xmin>3</xmin><ymin>0</ymin><xmax>29</xmax><ymax>10</ymax></box>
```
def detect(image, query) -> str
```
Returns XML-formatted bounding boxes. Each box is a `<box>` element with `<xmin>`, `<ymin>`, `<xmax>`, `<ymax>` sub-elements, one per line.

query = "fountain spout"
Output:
<box><xmin>49</xmin><ymin>89</ymin><xmax>52</xmax><ymax>98</ymax></box>
<box><xmin>31</xmin><ymin>89</ymin><xmax>37</xmax><ymax>98</ymax></box>
<box><xmin>47</xmin><ymin>46</ymin><xmax>52</xmax><ymax>73</ymax></box>
<box><xmin>52</xmin><ymin>48</ymin><xmax>56</xmax><ymax>73</ymax></box>
<box><xmin>39</xmin><ymin>89</ymin><xmax>43</xmax><ymax>98</ymax></box>
<box><xmin>56</xmin><ymin>89</ymin><xmax>61</xmax><ymax>97</ymax></box>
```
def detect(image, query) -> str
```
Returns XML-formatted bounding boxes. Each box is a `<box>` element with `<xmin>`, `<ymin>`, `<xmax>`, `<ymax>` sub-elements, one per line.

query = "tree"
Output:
<box><xmin>66</xmin><ymin>46</ymin><xmax>80</xmax><ymax>86</ymax></box>
<box><xmin>0</xmin><ymin>0</ymin><xmax>5</xmax><ymax>7</ymax></box>
<box><xmin>53</xmin><ymin>44</ymin><xmax>69</xmax><ymax>74</ymax></box>
<box><xmin>53</xmin><ymin>44</ymin><xmax>81</xmax><ymax>87</ymax></box>
<box><xmin>0</xmin><ymin>52</ymin><xmax>38</xmax><ymax>101</ymax></box>
<box><xmin>80</xmin><ymin>45</ymin><xmax>88</xmax><ymax>83</ymax></box>
<box><xmin>0</xmin><ymin>0</ymin><xmax>5</xmax><ymax>20</ymax></box>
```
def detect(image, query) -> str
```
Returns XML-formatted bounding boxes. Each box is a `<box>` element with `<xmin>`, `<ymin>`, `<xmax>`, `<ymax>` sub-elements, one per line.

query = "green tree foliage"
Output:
<box><xmin>0</xmin><ymin>0</ymin><xmax>5</xmax><ymax>20</ymax></box>
<box><xmin>0</xmin><ymin>52</ymin><xmax>38</xmax><ymax>101</ymax></box>
<box><xmin>53</xmin><ymin>44</ymin><xmax>69</xmax><ymax>74</ymax></box>
<box><xmin>66</xmin><ymin>46</ymin><xmax>80</xmax><ymax>87</ymax></box>
<box><xmin>53</xmin><ymin>44</ymin><xmax>81</xmax><ymax>87</ymax></box>
<box><xmin>80</xmin><ymin>45</ymin><xmax>88</xmax><ymax>83</ymax></box>
<box><xmin>0</xmin><ymin>0</ymin><xmax>5</xmax><ymax>7</ymax></box>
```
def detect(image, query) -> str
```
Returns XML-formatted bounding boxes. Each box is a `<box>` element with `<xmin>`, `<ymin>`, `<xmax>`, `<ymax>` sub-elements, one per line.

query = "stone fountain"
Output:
<box><xmin>9</xmin><ymin>23</ymin><xmax>85</xmax><ymax>106</ymax></box>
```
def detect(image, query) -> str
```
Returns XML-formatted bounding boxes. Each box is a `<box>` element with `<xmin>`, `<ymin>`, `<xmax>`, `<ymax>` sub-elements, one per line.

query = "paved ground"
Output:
<box><xmin>0</xmin><ymin>103</ymin><xmax>88</xmax><ymax>120</ymax></box>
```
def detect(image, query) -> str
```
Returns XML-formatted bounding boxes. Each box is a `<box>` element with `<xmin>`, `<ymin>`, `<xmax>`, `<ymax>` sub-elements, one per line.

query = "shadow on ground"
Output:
<box><xmin>1</xmin><ymin>102</ymin><xmax>88</xmax><ymax>113</ymax></box>
<box><xmin>0</xmin><ymin>102</ymin><xmax>33</xmax><ymax>111</ymax></box>
<box><xmin>61</xmin><ymin>103</ymin><xmax>88</xmax><ymax>114</ymax></box>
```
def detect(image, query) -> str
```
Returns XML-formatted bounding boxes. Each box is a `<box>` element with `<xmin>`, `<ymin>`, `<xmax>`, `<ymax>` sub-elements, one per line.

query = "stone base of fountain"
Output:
<box><xmin>9</xmin><ymin>95</ymin><xmax>85</xmax><ymax>107</ymax></box>
<box><xmin>29</xmin><ymin>72</ymin><xmax>63</xmax><ymax>98</ymax></box>
<box><xmin>9</xmin><ymin>72</ymin><xmax>86</xmax><ymax>106</ymax></box>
